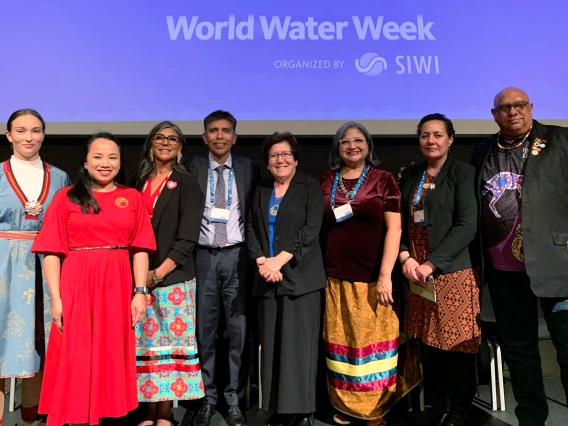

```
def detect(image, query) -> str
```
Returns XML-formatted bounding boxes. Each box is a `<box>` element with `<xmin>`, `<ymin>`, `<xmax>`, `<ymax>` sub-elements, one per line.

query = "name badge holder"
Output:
<box><xmin>209</xmin><ymin>166</ymin><xmax>234</xmax><ymax>224</ymax></box>
<box><xmin>333</xmin><ymin>203</ymin><xmax>353</xmax><ymax>222</ymax></box>
<box><xmin>330</xmin><ymin>165</ymin><xmax>369</xmax><ymax>223</ymax></box>
<box><xmin>412</xmin><ymin>167</ymin><xmax>442</xmax><ymax>227</ymax></box>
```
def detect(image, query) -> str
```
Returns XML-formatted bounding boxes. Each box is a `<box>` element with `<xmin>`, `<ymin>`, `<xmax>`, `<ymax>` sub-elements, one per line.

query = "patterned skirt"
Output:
<box><xmin>0</xmin><ymin>241</ymin><xmax>49</xmax><ymax>379</ymax></box>
<box><xmin>135</xmin><ymin>279</ymin><xmax>204</xmax><ymax>402</ymax></box>
<box><xmin>323</xmin><ymin>277</ymin><xmax>421</xmax><ymax>420</ymax></box>
<box><xmin>405</xmin><ymin>268</ymin><xmax>482</xmax><ymax>353</ymax></box>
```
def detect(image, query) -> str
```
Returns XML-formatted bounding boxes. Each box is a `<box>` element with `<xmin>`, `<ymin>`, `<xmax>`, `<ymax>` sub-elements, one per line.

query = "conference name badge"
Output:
<box><xmin>414</xmin><ymin>210</ymin><xmax>425</xmax><ymax>226</ymax></box>
<box><xmin>210</xmin><ymin>207</ymin><xmax>230</xmax><ymax>224</ymax></box>
<box><xmin>333</xmin><ymin>203</ymin><xmax>353</xmax><ymax>222</ymax></box>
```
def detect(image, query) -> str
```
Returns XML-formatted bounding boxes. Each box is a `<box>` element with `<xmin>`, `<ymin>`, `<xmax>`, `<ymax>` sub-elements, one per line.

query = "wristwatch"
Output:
<box><xmin>134</xmin><ymin>286</ymin><xmax>148</xmax><ymax>295</ymax></box>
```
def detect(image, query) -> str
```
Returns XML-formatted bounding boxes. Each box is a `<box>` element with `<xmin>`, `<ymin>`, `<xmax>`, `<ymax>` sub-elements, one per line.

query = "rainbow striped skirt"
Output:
<box><xmin>324</xmin><ymin>277</ymin><xmax>419</xmax><ymax>419</ymax></box>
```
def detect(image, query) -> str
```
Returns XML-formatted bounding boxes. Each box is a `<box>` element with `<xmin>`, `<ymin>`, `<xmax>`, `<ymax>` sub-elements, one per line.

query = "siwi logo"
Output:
<box><xmin>356</xmin><ymin>53</ymin><xmax>387</xmax><ymax>76</ymax></box>
<box><xmin>355</xmin><ymin>53</ymin><xmax>441</xmax><ymax>76</ymax></box>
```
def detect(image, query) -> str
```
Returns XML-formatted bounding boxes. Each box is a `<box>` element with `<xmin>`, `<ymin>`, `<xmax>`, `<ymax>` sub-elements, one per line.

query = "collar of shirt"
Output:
<box><xmin>208</xmin><ymin>152</ymin><xmax>233</xmax><ymax>170</ymax></box>
<box><xmin>10</xmin><ymin>155</ymin><xmax>43</xmax><ymax>171</ymax></box>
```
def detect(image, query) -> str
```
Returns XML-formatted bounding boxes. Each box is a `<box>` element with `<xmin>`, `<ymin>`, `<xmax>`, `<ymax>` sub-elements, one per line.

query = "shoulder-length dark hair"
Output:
<box><xmin>328</xmin><ymin>121</ymin><xmax>380</xmax><ymax>171</ymax></box>
<box><xmin>67</xmin><ymin>132</ymin><xmax>124</xmax><ymax>214</ymax></box>
<box><xmin>262</xmin><ymin>131</ymin><xmax>300</xmax><ymax>164</ymax></box>
<box><xmin>135</xmin><ymin>121</ymin><xmax>190</xmax><ymax>190</ymax></box>
<box><xmin>416</xmin><ymin>113</ymin><xmax>456</xmax><ymax>138</ymax></box>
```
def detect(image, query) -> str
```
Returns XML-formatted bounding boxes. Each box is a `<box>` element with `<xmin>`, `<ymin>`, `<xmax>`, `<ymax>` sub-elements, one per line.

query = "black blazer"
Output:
<box><xmin>472</xmin><ymin>120</ymin><xmax>568</xmax><ymax>297</ymax></box>
<box><xmin>190</xmin><ymin>154</ymin><xmax>261</xmax><ymax>228</ymax></box>
<box><xmin>149</xmin><ymin>170</ymin><xmax>204</xmax><ymax>286</ymax></box>
<box><xmin>399</xmin><ymin>155</ymin><xmax>479</xmax><ymax>274</ymax></box>
<box><xmin>247</xmin><ymin>171</ymin><xmax>327</xmax><ymax>297</ymax></box>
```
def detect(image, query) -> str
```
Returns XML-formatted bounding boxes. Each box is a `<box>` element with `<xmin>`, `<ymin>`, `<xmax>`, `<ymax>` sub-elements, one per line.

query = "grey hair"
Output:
<box><xmin>328</xmin><ymin>121</ymin><xmax>380</xmax><ymax>171</ymax></box>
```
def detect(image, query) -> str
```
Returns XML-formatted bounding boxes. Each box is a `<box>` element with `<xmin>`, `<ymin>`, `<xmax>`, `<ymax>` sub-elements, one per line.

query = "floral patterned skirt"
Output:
<box><xmin>135</xmin><ymin>279</ymin><xmax>204</xmax><ymax>402</ymax></box>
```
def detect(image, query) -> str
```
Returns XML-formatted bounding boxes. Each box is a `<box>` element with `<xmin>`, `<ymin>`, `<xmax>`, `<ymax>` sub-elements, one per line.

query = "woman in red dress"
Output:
<box><xmin>32</xmin><ymin>133</ymin><xmax>156</xmax><ymax>426</ymax></box>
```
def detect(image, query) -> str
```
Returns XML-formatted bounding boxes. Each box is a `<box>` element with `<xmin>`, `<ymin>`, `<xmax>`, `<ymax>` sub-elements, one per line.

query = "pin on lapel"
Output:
<box><xmin>167</xmin><ymin>181</ymin><xmax>177</xmax><ymax>189</ymax></box>
<box><xmin>531</xmin><ymin>138</ymin><xmax>547</xmax><ymax>155</ymax></box>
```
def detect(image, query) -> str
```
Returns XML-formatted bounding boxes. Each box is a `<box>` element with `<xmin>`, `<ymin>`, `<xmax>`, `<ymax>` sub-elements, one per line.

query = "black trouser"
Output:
<box><xmin>488</xmin><ymin>267</ymin><xmax>568</xmax><ymax>426</ymax></box>
<box><xmin>424</xmin><ymin>344</ymin><xmax>477</xmax><ymax>408</ymax></box>
<box><xmin>195</xmin><ymin>245</ymin><xmax>247</xmax><ymax>406</ymax></box>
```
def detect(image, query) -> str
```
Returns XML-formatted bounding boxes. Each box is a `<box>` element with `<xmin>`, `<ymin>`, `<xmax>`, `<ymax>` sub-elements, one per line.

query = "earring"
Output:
<box><xmin>177</xmin><ymin>152</ymin><xmax>182</xmax><ymax>164</ymax></box>
<box><xmin>149</xmin><ymin>151</ymin><xmax>154</xmax><ymax>161</ymax></box>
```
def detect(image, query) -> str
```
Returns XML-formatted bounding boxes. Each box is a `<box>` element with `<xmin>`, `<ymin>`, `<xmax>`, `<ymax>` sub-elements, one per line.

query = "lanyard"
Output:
<box><xmin>142</xmin><ymin>172</ymin><xmax>172</xmax><ymax>210</ymax></box>
<box><xmin>330</xmin><ymin>164</ymin><xmax>369</xmax><ymax>207</ymax></box>
<box><xmin>209</xmin><ymin>166</ymin><xmax>233</xmax><ymax>208</ymax></box>
<box><xmin>413</xmin><ymin>165</ymin><xmax>443</xmax><ymax>207</ymax></box>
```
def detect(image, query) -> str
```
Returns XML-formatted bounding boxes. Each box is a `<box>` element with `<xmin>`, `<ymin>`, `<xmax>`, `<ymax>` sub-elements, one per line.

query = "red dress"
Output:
<box><xmin>31</xmin><ymin>186</ymin><xmax>156</xmax><ymax>426</ymax></box>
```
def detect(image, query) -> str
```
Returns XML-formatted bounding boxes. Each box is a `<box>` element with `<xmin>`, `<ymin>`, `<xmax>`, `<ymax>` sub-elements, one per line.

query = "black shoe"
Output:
<box><xmin>193</xmin><ymin>402</ymin><xmax>215</xmax><ymax>426</ymax></box>
<box><xmin>265</xmin><ymin>413</ymin><xmax>293</xmax><ymax>426</ymax></box>
<box><xmin>226</xmin><ymin>405</ymin><xmax>247</xmax><ymax>426</ymax></box>
<box><xmin>430</xmin><ymin>397</ymin><xmax>451</xmax><ymax>426</ymax></box>
<box><xmin>442</xmin><ymin>406</ymin><xmax>469</xmax><ymax>426</ymax></box>
<box><xmin>288</xmin><ymin>413</ymin><xmax>315</xmax><ymax>426</ymax></box>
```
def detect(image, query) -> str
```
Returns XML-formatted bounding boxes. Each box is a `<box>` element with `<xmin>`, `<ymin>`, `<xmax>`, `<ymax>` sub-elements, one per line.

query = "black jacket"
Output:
<box><xmin>247</xmin><ymin>171</ymin><xmax>327</xmax><ymax>297</ymax></box>
<box><xmin>149</xmin><ymin>170</ymin><xmax>203</xmax><ymax>286</ymax></box>
<box><xmin>399</xmin><ymin>155</ymin><xmax>480</xmax><ymax>274</ymax></box>
<box><xmin>472</xmin><ymin>120</ymin><xmax>568</xmax><ymax>296</ymax></box>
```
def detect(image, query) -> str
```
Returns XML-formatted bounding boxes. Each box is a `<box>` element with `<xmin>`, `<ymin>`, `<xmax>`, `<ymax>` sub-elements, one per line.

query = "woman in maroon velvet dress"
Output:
<box><xmin>32</xmin><ymin>133</ymin><xmax>156</xmax><ymax>426</ymax></box>
<box><xmin>321</xmin><ymin>122</ymin><xmax>418</xmax><ymax>425</ymax></box>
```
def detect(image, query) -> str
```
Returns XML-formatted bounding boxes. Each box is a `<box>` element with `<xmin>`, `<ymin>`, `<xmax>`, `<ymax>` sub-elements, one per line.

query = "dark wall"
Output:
<box><xmin>0</xmin><ymin>135</ymin><xmax>485</xmax><ymax>183</ymax></box>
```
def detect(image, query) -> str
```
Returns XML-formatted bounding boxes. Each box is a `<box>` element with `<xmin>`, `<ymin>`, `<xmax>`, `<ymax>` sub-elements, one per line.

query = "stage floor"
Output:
<box><xmin>3</xmin><ymin>377</ymin><xmax>566</xmax><ymax>425</ymax></box>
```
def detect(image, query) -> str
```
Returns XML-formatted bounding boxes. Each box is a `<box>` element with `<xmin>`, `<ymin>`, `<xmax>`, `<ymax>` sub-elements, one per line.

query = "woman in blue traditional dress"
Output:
<box><xmin>0</xmin><ymin>109</ymin><xmax>70</xmax><ymax>426</ymax></box>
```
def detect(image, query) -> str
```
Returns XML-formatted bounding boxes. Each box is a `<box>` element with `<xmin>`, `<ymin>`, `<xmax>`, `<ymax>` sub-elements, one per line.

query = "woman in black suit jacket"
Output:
<box><xmin>247</xmin><ymin>132</ymin><xmax>326</xmax><ymax>426</ymax></box>
<box><xmin>398</xmin><ymin>114</ymin><xmax>481</xmax><ymax>426</ymax></box>
<box><xmin>134</xmin><ymin>121</ymin><xmax>205</xmax><ymax>426</ymax></box>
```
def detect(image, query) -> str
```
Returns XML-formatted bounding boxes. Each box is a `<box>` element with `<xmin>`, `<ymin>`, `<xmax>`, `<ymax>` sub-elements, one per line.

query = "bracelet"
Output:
<box><xmin>152</xmin><ymin>269</ymin><xmax>163</xmax><ymax>285</ymax></box>
<box><xmin>400</xmin><ymin>255</ymin><xmax>412</xmax><ymax>266</ymax></box>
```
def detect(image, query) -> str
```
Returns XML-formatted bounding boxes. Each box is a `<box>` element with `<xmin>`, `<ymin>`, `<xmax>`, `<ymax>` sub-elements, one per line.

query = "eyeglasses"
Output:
<box><xmin>493</xmin><ymin>101</ymin><xmax>531</xmax><ymax>115</ymax></box>
<box><xmin>339</xmin><ymin>138</ymin><xmax>366</xmax><ymax>148</ymax></box>
<box><xmin>152</xmin><ymin>134</ymin><xmax>181</xmax><ymax>145</ymax></box>
<box><xmin>268</xmin><ymin>151</ymin><xmax>294</xmax><ymax>161</ymax></box>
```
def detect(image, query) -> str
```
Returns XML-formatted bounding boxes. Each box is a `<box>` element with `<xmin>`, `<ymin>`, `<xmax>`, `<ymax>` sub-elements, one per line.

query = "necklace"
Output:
<box><xmin>339</xmin><ymin>169</ymin><xmax>367</xmax><ymax>198</ymax></box>
<box><xmin>270</xmin><ymin>188</ymin><xmax>283</xmax><ymax>216</ymax></box>
<box><xmin>497</xmin><ymin>126</ymin><xmax>532</xmax><ymax>150</ymax></box>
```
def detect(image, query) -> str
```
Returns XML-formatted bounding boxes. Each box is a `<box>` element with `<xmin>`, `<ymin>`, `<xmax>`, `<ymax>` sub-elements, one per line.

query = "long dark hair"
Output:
<box><xmin>135</xmin><ymin>121</ymin><xmax>190</xmax><ymax>191</ymax></box>
<box><xmin>67</xmin><ymin>132</ymin><xmax>123</xmax><ymax>214</ymax></box>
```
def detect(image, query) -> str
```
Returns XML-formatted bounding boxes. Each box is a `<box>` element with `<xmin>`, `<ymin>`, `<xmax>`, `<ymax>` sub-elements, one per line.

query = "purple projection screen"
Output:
<box><xmin>1</xmin><ymin>0</ymin><xmax>567</xmax><ymax>134</ymax></box>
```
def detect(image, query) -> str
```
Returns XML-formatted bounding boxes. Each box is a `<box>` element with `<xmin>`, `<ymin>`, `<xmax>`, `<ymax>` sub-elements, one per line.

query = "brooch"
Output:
<box><xmin>531</xmin><ymin>138</ymin><xmax>547</xmax><ymax>156</ymax></box>
<box><xmin>115</xmin><ymin>197</ymin><xmax>129</xmax><ymax>208</ymax></box>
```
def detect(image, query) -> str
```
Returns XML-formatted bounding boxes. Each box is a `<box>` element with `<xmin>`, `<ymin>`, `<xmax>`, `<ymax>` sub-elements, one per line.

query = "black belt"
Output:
<box><xmin>197</xmin><ymin>243</ymin><xmax>245</xmax><ymax>252</ymax></box>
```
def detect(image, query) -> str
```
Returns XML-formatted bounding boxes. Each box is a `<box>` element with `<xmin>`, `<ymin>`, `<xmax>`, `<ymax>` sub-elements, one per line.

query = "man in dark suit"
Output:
<box><xmin>191</xmin><ymin>110</ymin><xmax>261</xmax><ymax>426</ymax></box>
<box><xmin>472</xmin><ymin>87</ymin><xmax>568</xmax><ymax>426</ymax></box>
